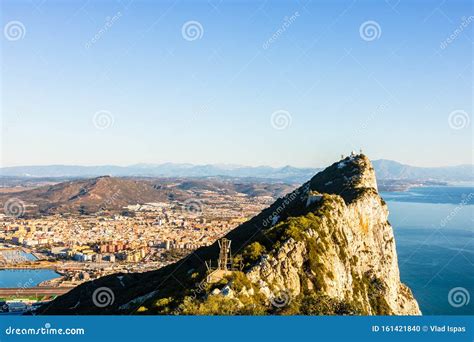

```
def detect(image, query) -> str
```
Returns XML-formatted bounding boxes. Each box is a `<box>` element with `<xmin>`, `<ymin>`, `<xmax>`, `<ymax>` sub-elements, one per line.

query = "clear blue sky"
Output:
<box><xmin>1</xmin><ymin>0</ymin><xmax>472</xmax><ymax>168</ymax></box>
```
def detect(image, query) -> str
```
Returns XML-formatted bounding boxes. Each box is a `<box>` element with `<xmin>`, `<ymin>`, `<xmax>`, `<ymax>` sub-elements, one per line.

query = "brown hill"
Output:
<box><xmin>0</xmin><ymin>176</ymin><xmax>186</xmax><ymax>215</ymax></box>
<box><xmin>0</xmin><ymin>176</ymin><xmax>295</xmax><ymax>216</ymax></box>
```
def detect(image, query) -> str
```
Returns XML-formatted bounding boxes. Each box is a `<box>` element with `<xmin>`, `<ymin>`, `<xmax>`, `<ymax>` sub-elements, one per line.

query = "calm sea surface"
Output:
<box><xmin>381</xmin><ymin>186</ymin><xmax>473</xmax><ymax>315</ymax></box>
<box><xmin>0</xmin><ymin>269</ymin><xmax>60</xmax><ymax>289</ymax></box>
<box><xmin>0</xmin><ymin>250</ymin><xmax>59</xmax><ymax>289</ymax></box>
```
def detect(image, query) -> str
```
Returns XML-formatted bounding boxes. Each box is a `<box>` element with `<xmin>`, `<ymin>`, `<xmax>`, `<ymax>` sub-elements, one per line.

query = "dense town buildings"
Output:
<box><xmin>0</xmin><ymin>193</ymin><xmax>274</xmax><ymax>288</ymax></box>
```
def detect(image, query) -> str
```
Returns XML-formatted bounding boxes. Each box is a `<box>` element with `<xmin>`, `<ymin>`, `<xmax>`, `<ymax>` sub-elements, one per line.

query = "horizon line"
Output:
<box><xmin>1</xmin><ymin>158</ymin><xmax>473</xmax><ymax>170</ymax></box>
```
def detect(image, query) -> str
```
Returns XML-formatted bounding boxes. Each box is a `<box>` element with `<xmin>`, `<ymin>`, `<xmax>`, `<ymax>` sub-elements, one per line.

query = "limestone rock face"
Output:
<box><xmin>247</xmin><ymin>238</ymin><xmax>307</xmax><ymax>299</ymax></box>
<box><xmin>244</xmin><ymin>155</ymin><xmax>420</xmax><ymax>315</ymax></box>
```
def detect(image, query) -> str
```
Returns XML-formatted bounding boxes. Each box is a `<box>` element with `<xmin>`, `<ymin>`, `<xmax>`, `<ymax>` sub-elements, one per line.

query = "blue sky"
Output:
<box><xmin>1</xmin><ymin>0</ymin><xmax>472</xmax><ymax>168</ymax></box>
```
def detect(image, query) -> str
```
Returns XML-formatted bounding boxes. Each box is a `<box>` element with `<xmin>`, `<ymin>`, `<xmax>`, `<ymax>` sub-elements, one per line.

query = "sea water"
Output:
<box><xmin>382</xmin><ymin>186</ymin><xmax>473</xmax><ymax>315</ymax></box>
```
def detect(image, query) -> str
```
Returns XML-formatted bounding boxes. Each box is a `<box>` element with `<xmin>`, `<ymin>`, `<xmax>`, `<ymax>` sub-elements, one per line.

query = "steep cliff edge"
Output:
<box><xmin>39</xmin><ymin>154</ymin><xmax>420</xmax><ymax>315</ymax></box>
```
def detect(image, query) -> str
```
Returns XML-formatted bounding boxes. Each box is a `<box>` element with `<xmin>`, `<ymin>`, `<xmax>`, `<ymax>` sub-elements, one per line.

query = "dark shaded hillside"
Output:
<box><xmin>173</xmin><ymin>179</ymin><xmax>295</xmax><ymax>198</ymax></box>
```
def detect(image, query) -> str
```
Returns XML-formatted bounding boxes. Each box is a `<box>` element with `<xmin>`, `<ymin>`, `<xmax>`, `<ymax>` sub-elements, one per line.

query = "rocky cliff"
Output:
<box><xmin>39</xmin><ymin>154</ymin><xmax>420</xmax><ymax>315</ymax></box>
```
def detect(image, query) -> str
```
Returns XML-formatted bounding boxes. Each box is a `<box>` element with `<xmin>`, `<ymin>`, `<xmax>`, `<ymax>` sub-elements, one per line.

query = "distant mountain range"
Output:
<box><xmin>1</xmin><ymin>159</ymin><xmax>472</xmax><ymax>183</ymax></box>
<box><xmin>0</xmin><ymin>163</ymin><xmax>315</xmax><ymax>183</ymax></box>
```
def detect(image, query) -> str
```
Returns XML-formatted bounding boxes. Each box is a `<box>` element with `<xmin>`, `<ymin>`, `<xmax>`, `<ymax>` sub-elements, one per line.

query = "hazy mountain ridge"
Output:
<box><xmin>0</xmin><ymin>164</ymin><xmax>315</xmax><ymax>181</ymax></box>
<box><xmin>373</xmin><ymin>159</ymin><xmax>473</xmax><ymax>181</ymax></box>
<box><xmin>1</xmin><ymin>159</ymin><xmax>472</xmax><ymax>183</ymax></box>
